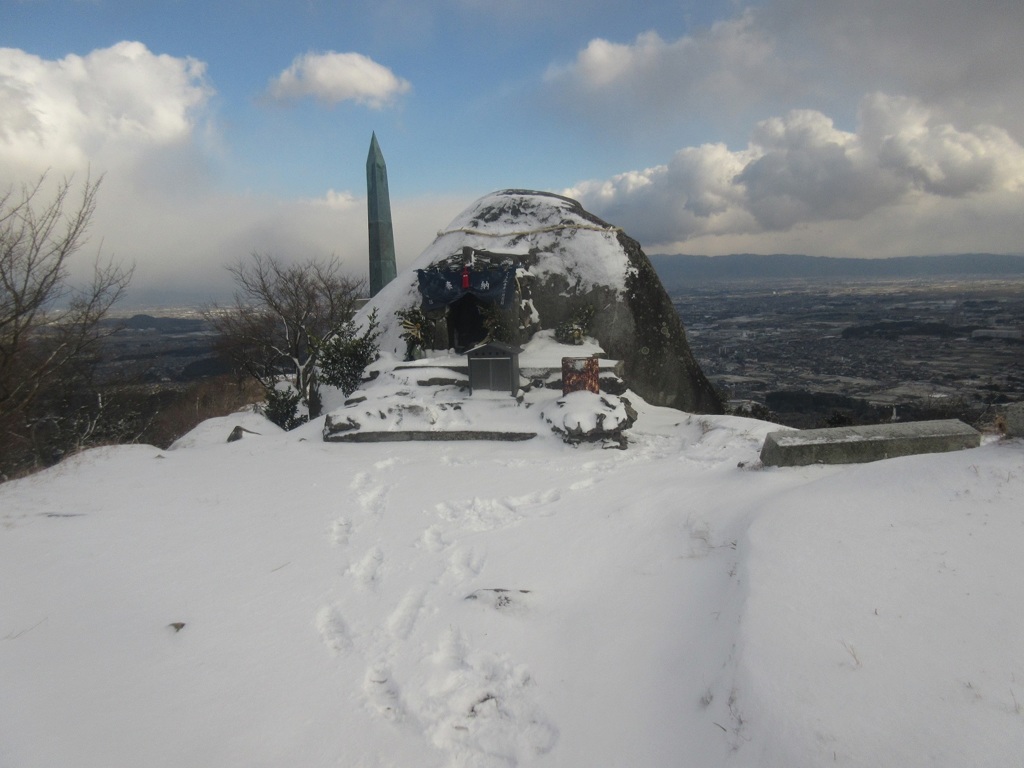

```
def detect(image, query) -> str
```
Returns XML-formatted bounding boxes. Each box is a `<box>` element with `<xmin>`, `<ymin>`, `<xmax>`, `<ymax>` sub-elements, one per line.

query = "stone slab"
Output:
<box><xmin>1005</xmin><ymin>402</ymin><xmax>1024</xmax><ymax>437</ymax></box>
<box><xmin>324</xmin><ymin>430</ymin><xmax>536</xmax><ymax>443</ymax></box>
<box><xmin>760</xmin><ymin>419</ymin><xmax>981</xmax><ymax>467</ymax></box>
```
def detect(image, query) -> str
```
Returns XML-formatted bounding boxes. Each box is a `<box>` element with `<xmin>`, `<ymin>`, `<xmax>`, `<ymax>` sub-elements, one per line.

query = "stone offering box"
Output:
<box><xmin>467</xmin><ymin>341</ymin><xmax>523</xmax><ymax>396</ymax></box>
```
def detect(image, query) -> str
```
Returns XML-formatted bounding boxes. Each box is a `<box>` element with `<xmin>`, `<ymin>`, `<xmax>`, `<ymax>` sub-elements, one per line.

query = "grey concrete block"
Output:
<box><xmin>760</xmin><ymin>419</ymin><xmax>981</xmax><ymax>467</ymax></box>
<box><xmin>1005</xmin><ymin>402</ymin><xmax>1024</xmax><ymax>437</ymax></box>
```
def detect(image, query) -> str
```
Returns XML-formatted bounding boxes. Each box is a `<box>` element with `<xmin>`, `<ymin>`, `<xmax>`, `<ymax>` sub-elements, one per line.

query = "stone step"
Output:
<box><xmin>760</xmin><ymin>419</ymin><xmax>981</xmax><ymax>467</ymax></box>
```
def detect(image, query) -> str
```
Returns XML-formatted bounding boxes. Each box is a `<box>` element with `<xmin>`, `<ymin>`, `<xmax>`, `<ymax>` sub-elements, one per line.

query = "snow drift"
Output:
<box><xmin>2</xmin><ymin>398</ymin><xmax>1022</xmax><ymax>767</ymax></box>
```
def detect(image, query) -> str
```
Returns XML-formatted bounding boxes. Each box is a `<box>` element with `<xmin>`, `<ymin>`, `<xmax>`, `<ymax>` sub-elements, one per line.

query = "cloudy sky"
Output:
<box><xmin>4</xmin><ymin>0</ymin><xmax>1024</xmax><ymax>305</ymax></box>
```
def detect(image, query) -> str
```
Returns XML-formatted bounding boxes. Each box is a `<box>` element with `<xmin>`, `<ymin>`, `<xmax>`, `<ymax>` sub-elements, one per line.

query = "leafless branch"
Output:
<box><xmin>205</xmin><ymin>252</ymin><xmax>364</xmax><ymax>419</ymax></box>
<box><xmin>0</xmin><ymin>172</ymin><xmax>132</xmax><ymax>477</ymax></box>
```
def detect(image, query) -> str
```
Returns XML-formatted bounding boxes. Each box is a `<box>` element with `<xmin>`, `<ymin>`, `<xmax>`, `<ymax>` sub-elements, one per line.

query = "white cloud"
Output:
<box><xmin>859</xmin><ymin>93</ymin><xmax>1024</xmax><ymax>197</ymax></box>
<box><xmin>266</xmin><ymin>52</ymin><xmax>411</xmax><ymax>108</ymax></box>
<box><xmin>312</xmin><ymin>189</ymin><xmax>361</xmax><ymax>210</ymax></box>
<box><xmin>544</xmin><ymin>1</ymin><xmax>1024</xmax><ymax>150</ymax></box>
<box><xmin>566</xmin><ymin>95</ymin><xmax>1024</xmax><ymax>255</ymax></box>
<box><xmin>0</xmin><ymin>42</ymin><xmax>440</xmax><ymax>305</ymax></box>
<box><xmin>77</xmin><ymin>182</ymin><xmax>470</xmax><ymax>307</ymax></box>
<box><xmin>765</xmin><ymin>0</ymin><xmax>1024</xmax><ymax>133</ymax></box>
<box><xmin>544</xmin><ymin>11</ymin><xmax>798</xmax><ymax>129</ymax></box>
<box><xmin>0</xmin><ymin>41</ymin><xmax>212</xmax><ymax>174</ymax></box>
<box><xmin>565</xmin><ymin>143</ymin><xmax>758</xmax><ymax>245</ymax></box>
<box><xmin>737</xmin><ymin>109</ymin><xmax>904</xmax><ymax>230</ymax></box>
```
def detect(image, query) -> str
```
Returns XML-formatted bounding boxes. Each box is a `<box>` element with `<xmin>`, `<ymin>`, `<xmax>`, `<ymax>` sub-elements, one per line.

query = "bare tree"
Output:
<box><xmin>0</xmin><ymin>173</ymin><xmax>133</xmax><ymax>477</ymax></box>
<box><xmin>207</xmin><ymin>253</ymin><xmax>365</xmax><ymax>422</ymax></box>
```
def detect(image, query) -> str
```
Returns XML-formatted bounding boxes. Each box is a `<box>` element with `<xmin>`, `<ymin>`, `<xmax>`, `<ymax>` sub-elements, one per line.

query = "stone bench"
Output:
<box><xmin>760</xmin><ymin>419</ymin><xmax>981</xmax><ymax>467</ymax></box>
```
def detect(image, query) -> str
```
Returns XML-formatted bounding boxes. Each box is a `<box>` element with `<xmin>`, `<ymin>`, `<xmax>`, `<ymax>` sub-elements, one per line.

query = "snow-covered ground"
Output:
<box><xmin>2</xmin><ymin>393</ymin><xmax>1023</xmax><ymax>767</ymax></box>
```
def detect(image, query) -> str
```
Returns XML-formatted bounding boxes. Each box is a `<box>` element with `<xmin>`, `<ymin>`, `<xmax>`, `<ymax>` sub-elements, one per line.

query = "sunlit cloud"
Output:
<box><xmin>565</xmin><ymin>94</ymin><xmax>1024</xmax><ymax>254</ymax></box>
<box><xmin>0</xmin><ymin>41</ymin><xmax>212</xmax><ymax>174</ymax></box>
<box><xmin>266</xmin><ymin>51</ymin><xmax>411</xmax><ymax>108</ymax></box>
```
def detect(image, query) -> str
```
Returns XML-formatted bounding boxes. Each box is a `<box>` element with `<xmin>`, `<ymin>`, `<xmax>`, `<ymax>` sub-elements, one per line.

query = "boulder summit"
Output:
<box><xmin>363</xmin><ymin>189</ymin><xmax>721</xmax><ymax>414</ymax></box>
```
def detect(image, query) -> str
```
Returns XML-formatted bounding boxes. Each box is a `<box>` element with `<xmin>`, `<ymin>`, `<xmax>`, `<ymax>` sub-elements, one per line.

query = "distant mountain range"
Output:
<box><xmin>649</xmin><ymin>253</ymin><xmax>1024</xmax><ymax>288</ymax></box>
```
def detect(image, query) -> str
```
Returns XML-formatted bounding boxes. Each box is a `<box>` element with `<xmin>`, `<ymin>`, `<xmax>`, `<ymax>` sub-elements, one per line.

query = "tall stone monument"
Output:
<box><xmin>366</xmin><ymin>132</ymin><xmax>398</xmax><ymax>297</ymax></box>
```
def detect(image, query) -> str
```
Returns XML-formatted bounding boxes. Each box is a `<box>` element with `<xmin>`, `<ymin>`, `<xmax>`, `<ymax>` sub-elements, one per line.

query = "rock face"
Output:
<box><xmin>605</xmin><ymin>230</ymin><xmax>721</xmax><ymax>414</ymax></box>
<box><xmin>361</xmin><ymin>189</ymin><xmax>722</xmax><ymax>414</ymax></box>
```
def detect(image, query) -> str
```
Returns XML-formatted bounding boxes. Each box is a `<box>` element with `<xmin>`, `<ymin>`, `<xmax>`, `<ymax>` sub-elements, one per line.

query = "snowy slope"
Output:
<box><xmin>1</xmin><ymin>403</ymin><xmax>1023</xmax><ymax>768</ymax></box>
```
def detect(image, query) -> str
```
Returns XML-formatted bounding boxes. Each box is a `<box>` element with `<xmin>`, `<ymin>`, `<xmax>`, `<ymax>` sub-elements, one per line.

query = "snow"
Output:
<box><xmin>2</xmin><ymin>391</ymin><xmax>1023</xmax><ymax>767</ymax></box>
<box><xmin>539</xmin><ymin>390</ymin><xmax>632</xmax><ymax>435</ymax></box>
<box><xmin>429</xmin><ymin>191</ymin><xmax>627</xmax><ymax>295</ymax></box>
<box><xmin>389</xmin><ymin>330</ymin><xmax>606</xmax><ymax>372</ymax></box>
<box><xmin>355</xmin><ymin>190</ymin><xmax>633</xmax><ymax>363</ymax></box>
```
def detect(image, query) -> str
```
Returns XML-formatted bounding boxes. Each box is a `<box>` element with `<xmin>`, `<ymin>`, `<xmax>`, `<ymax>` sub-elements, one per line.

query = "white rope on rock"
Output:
<box><xmin>436</xmin><ymin>222</ymin><xmax>622</xmax><ymax>238</ymax></box>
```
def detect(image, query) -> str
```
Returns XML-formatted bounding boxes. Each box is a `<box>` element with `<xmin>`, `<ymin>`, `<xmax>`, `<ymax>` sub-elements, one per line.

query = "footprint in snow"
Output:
<box><xmin>357</xmin><ymin>484</ymin><xmax>388</xmax><ymax>516</ymax></box>
<box><xmin>420</xmin><ymin>524</ymin><xmax>448</xmax><ymax>552</ymax></box>
<box><xmin>329</xmin><ymin>517</ymin><xmax>352</xmax><ymax>546</ymax></box>
<box><xmin>506</xmin><ymin>488</ymin><xmax>561</xmax><ymax>508</ymax></box>
<box><xmin>315</xmin><ymin>605</ymin><xmax>352</xmax><ymax>654</ymax></box>
<box><xmin>349</xmin><ymin>546</ymin><xmax>384</xmax><ymax>588</ymax></box>
<box><xmin>349</xmin><ymin>471</ymin><xmax>372</xmax><ymax>492</ymax></box>
<box><xmin>417</xmin><ymin>629</ymin><xmax>558</xmax><ymax>762</ymax></box>
<box><xmin>363</xmin><ymin>661</ymin><xmax>404</xmax><ymax>721</ymax></box>
<box><xmin>446</xmin><ymin>546</ymin><xmax>487</xmax><ymax>580</ymax></box>
<box><xmin>386</xmin><ymin>588</ymin><xmax>428</xmax><ymax>641</ymax></box>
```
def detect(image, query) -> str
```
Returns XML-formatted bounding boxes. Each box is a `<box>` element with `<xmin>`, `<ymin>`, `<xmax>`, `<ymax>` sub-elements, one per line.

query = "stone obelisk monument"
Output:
<box><xmin>366</xmin><ymin>132</ymin><xmax>397</xmax><ymax>297</ymax></box>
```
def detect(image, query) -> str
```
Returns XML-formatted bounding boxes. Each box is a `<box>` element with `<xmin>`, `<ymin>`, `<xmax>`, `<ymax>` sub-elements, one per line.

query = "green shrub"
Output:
<box><xmin>396</xmin><ymin>307</ymin><xmax>431</xmax><ymax>361</ymax></box>
<box><xmin>555</xmin><ymin>304</ymin><xmax>595</xmax><ymax>345</ymax></box>
<box><xmin>262</xmin><ymin>387</ymin><xmax>307</xmax><ymax>430</ymax></box>
<box><xmin>319</xmin><ymin>311</ymin><xmax>381</xmax><ymax>395</ymax></box>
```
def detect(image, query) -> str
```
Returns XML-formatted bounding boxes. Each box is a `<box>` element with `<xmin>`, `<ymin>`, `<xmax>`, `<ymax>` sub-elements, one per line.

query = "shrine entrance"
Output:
<box><xmin>416</xmin><ymin>251</ymin><xmax>518</xmax><ymax>353</ymax></box>
<box><xmin>447</xmin><ymin>294</ymin><xmax>489</xmax><ymax>352</ymax></box>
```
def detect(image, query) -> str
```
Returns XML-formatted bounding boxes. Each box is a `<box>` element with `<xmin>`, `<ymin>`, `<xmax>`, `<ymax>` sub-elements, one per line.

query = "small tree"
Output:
<box><xmin>319</xmin><ymin>310</ymin><xmax>381</xmax><ymax>396</ymax></box>
<box><xmin>207</xmin><ymin>253</ymin><xmax>365</xmax><ymax>424</ymax></box>
<box><xmin>0</xmin><ymin>174</ymin><xmax>132</xmax><ymax>477</ymax></box>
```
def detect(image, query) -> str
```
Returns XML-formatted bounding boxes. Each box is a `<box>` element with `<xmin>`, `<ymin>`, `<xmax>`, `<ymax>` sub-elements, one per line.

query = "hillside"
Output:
<box><xmin>2</xmin><ymin>396</ymin><xmax>1023</xmax><ymax>767</ymax></box>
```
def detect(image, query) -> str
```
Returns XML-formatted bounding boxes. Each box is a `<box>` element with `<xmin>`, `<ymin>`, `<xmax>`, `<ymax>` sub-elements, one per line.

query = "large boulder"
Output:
<box><xmin>360</xmin><ymin>189</ymin><xmax>722</xmax><ymax>414</ymax></box>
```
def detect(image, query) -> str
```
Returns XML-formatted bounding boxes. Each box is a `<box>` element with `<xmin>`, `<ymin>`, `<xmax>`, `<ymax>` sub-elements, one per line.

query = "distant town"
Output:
<box><xmin>673</xmin><ymin>276</ymin><xmax>1024</xmax><ymax>427</ymax></box>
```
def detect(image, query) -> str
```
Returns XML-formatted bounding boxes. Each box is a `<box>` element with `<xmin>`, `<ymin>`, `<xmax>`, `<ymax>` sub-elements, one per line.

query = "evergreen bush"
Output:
<box><xmin>319</xmin><ymin>311</ymin><xmax>382</xmax><ymax>396</ymax></box>
<box><xmin>262</xmin><ymin>387</ymin><xmax>306</xmax><ymax>430</ymax></box>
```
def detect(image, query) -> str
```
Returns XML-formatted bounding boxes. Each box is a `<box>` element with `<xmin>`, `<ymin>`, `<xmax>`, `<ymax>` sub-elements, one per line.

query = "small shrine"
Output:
<box><xmin>415</xmin><ymin>247</ymin><xmax>523</xmax><ymax>352</ymax></box>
